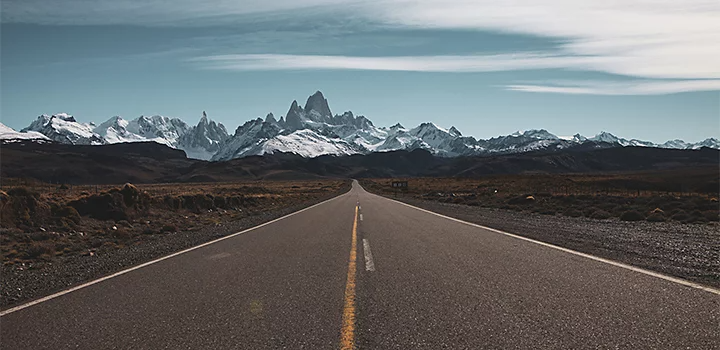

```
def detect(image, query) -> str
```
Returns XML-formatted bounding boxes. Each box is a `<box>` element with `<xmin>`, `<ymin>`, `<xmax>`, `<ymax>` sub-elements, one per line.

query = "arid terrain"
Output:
<box><xmin>361</xmin><ymin>168</ymin><xmax>719</xmax><ymax>223</ymax></box>
<box><xmin>360</xmin><ymin>170</ymin><xmax>720</xmax><ymax>287</ymax></box>
<box><xmin>1</xmin><ymin>179</ymin><xmax>350</xmax><ymax>307</ymax></box>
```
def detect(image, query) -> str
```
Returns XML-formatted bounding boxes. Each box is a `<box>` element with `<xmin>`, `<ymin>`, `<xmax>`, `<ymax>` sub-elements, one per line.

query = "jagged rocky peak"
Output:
<box><xmin>412</xmin><ymin>122</ymin><xmax>448</xmax><ymax>136</ymax></box>
<box><xmin>449</xmin><ymin>126</ymin><xmax>462</xmax><ymax>137</ymax></box>
<box><xmin>285</xmin><ymin>100</ymin><xmax>304</xmax><ymax>130</ymax></box>
<box><xmin>354</xmin><ymin>115</ymin><xmax>374</xmax><ymax>129</ymax></box>
<box><xmin>390</xmin><ymin>123</ymin><xmax>405</xmax><ymax>130</ymax></box>
<box><xmin>591</xmin><ymin>131</ymin><xmax>621</xmax><ymax>143</ymax></box>
<box><xmin>334</xmin><ymin>111</ymin><xmax>355</xmax><ymax>125</ymax></box>
<box><xmin>572</xmin><ymin>133</ymin><xmax>588</xmax><ymax>142</ymax></box>
<box><xmin>525</xmin><ymin>129</ymin><xmax>558</xmax><ymax>139</ymax></box>
<box><xmin>304</xmin><ymin>90</ymin><xmax>332</xmax><ymax>121</ymax></box>
<box><xmin>265</xmin><ymin>113</ymin><xmax>277</xmax><ymax>124</ymax></box>
<box><xmin>53</xmin><ymin>113</ymin><xmax>77</xmax><ymax>122</ymax></box>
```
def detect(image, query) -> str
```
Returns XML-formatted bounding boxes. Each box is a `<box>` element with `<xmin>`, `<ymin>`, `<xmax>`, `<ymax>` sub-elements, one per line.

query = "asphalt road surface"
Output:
<box><xmin>2</xmin><ymin>181</ymin><xmax>719</xmax><ymax>349</ymax></box>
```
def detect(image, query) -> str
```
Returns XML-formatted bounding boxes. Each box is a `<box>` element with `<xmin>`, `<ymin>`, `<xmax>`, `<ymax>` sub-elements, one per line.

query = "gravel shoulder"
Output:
<box><xmin>1</xmin><ymin>189</ymin><xmax>347</xmax><ymax>309</ymax></box>
<box><xmin>386</xmin><ymin>196</ymin><xmax>720</xmax><ymax>289</ymax></box>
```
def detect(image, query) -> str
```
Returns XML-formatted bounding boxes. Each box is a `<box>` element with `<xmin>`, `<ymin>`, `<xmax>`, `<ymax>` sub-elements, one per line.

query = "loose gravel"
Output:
<box><xmin>392</xmin><ymin>197</ymin><xmax>720</xmax><ymax>288</ymax></box>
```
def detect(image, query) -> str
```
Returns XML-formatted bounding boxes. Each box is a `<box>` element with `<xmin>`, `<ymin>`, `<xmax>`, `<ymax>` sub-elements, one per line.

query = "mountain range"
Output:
<box><xmin>2</xmin><ymin>91</ymin><xmax>718</xmax><ymax>160</ymax></box>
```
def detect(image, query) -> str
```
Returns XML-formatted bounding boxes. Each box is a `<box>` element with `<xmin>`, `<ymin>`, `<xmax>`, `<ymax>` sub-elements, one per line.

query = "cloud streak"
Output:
<box><xmin>192</xmin><ymin>53</ymin><xmax>599</xmax><ymax>72</ymax></box>
<box><xmin>191</xmin><ymin>53</ymin><xmax>720</xmax><ymax>82</ymax></box>
<box><xmin>507</xmin><ymin>80</ymin><xmax>720</xmax><ymax>95</ymax></box>
<box><xmin>192</xmin><ymin>53</ymin><xmax>720</xmax><ymax>94</ymax></box>
<box><xmin>4</xmin><ymin>0</ymin><xmax>720</xmax><ymax>85</ymax></box>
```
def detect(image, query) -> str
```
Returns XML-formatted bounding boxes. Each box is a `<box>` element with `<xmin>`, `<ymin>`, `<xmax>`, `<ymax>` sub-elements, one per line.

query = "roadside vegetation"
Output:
<box><xmin>1</xmin><ymin>180</ymin><xmax>350</xmax><ymax>266</ymax></box>
<box><xmin>361</xmin><ymin>168</ymin><xmax>719</xmax><ymax>224</ymax></box>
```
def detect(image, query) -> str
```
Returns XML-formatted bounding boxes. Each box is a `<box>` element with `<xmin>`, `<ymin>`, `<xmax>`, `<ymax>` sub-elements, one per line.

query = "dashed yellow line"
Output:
<box><xmin>340</xmin><ymin>205</ymin><xmax>359</xmax><ymax>350</ymax></box>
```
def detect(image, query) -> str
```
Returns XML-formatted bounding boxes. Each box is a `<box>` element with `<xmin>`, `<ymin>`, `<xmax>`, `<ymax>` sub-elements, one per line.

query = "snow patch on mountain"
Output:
<box><xmin>0</xmin><ymin>122</ymin><xmax>50</xmax><ymax>142</ymax></box>
<box><xmin>257</xmin><ymin>129</ymin><xmax>360</xmax><ymax>158</ymax></box>
<box><xmin>22</xmin><ymin>114</ymin><xmax>104</xmax><ymax>145</ymax></box>
<box><xmin>20</xmin><ymin>91</ymin><xmax>719</xmax><ymax>160</ymax></box>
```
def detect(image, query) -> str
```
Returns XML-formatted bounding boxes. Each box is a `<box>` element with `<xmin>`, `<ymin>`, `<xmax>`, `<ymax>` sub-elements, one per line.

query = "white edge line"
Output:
<box><xmin>363</xmin><ymin>239</ymin><xmax>375</xmax><ymax>272</ymax></box>
<box><xmin>377</xmin><ymin>194</ymin><xmax>720</xmax><ymax>296</ymax></box>
<box><xmin>0</xmin><ymin>190</ymin><xmax>351</xmax><ymax>317</ymax></box>
<box><xmin>359</xmin><ymin>214</ymin><xmax>363</xmax><ymax>221</ymax></box>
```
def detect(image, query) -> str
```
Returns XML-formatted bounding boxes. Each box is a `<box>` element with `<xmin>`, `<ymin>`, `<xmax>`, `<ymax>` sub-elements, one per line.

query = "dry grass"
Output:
<box><xmin>361</xmin><ymin>171</ymin><xmax>719</xmax><ymax>224</ymax></box>
<box><xmin>1</xmin><ymin>179</ymin><xmax>350</xmax><ymax>265</ymax></box>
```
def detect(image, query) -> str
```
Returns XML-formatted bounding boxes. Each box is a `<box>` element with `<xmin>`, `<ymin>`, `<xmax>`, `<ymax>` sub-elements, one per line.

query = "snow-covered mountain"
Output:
<box><xmin>0</xmin><ymin>122</ymin><xmax>50</xmax><ymax>143</ymax></box>
<box><xmin>17</xmin><ymin>112</ymin><xmax>227</xmax><ymax>160</ymax></box>
<box><xmin>177</xmin><ymin>112</ymin><xmax>230</xmax><ymax>160</ymax></box>
<box><xmin>15</xmin><ymin>91</ymin><xmax>720</xmax><ymax>160</ymax></box>
<box><xmin>22</xmin><ymin>113</ymin><xmax>105</xmax><ymax>145</ymax></box>
<box><xmin>211</xmin><ymin>93</ymin><xmax>370</xmax><ymax>160</ymax></box>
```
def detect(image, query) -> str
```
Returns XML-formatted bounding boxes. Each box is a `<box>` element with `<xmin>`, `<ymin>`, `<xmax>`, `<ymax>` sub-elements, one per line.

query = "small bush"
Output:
<box><xmin>508</xmin><ymin>195</ymin><xmax>534</xmax><ymax>205</ymax></box>
<box><xmin>52</xmin><ymin>205</ymin><xmax>81</xmax><ymax>224</ymax></box>
<box><xmin>590</xmin><ymin>210</ymin><xmax>611</xmax><ymax>220</ymax></box>
<box><xmin>7</xmin><ymin>187</ymin><xmax>39</xmax><ymax>198</ymax></box>
<box><xmin>670</xmin><ymin>211</ymin><xmax>689</xmax><ymax>222</ymax></box>
<box><xmin>702</xmin><ymin>211</ymin><xmax>719</xmax><ymax>222</ymax></box>
<box><xmin>583</xmin><ymin>207</ymin><xmax>599</xmax><ymax>217</ymax></box>
<box><xmin>646</xmin><ymin>213</ymin><xmax>666</xmax><ymax>222</ymax></box>
<box><xmin>25</xmin><ymin>242</ymin><xmax>55</xmax><ymax>259</ymax></box>
<box><xmin>29</xmin><ymin>231</ymin><xmax>52</xmax><ymax>241</ymax></box>
<box><xmin>119</xmin><ymin>183</ymin><xmax>141</xmax><ymax>207</ymax></box>
<box><xmin>597</xmin><ymin>202</ymin><xmax>616</xmax><ymax>212</ymax></box>
<box><xmin>620</xmin><ymin>210</ymin><xmax>644</xmax><ymax>221</ymax></box>
<box><xmin>113</xmin><ymin>229</ymin><xmax>132</xmax><ymax>240</ymax></box>
<box><xmin>563</xmin><ymin>208</ymin><xmax>583</xmax><ymax>218</ymax></box>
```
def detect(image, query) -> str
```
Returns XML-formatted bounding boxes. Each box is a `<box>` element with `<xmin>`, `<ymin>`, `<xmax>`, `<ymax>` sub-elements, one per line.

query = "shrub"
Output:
<box><xmin>702</xmin><ymin>210</ymin><xmax>720</xmax><ymax>222</ymax></box>
<box><xmin>52</xmin><ymin>205</ymin><xmax>81</xmax><ymax>224</ymax></box>
<box><xmin>671</xmin><ymin>211</ymin><xmax>689</xmax><ymax>222</ymax></box>
<box><xmin>25</xmin><ymin>242</ymin><xmax>55</xmax><ymax>259</ymax></box>
<box><xmin>620</xmin><ymin>210</ymin><xmax>644</xmax><ymax>221</ymax></box>
<box><xmin>113</xmin><ymin>228</ymin><xmax>132</xmax><ymax>240</ymax></box>
<box><xmin>590</xmin><ymin>210</ymin><xmax>611</xmax><ymax>220</ymax></box>
<box><xmin>597</xmin><ymin>202</ymin><xmax>616</xmax><ymax>212</ymax></box>
<box><xmin>68</xmin><ymin>192</ymin><xmax>129</xmax><ymax>221</ymax></box>
<box><xmin>7</xmin><ymin>187</ymin><xmax>39</xmax><ymax>199</ymax></box>
<box><xmin>563</xmin><ymin>208</ymin><xmax>583</xmax><ymax>218</ymax></box>
<box><xmin>119</xmin><ymin>183</ymin><xmax>141</xmax><ymax>207</ymax></box>
<box><xmin>29</xmin><ymin>231</ymin><xmax>52</xmax><ymax>241</ymax></box>
<box><xmin>508</xmin><ymin>195</ymin><xmax>535</xmax><ymax>205</ymax></box>
<box><xmin>646</xmin><ymin>213</ymin><xmax>666</xmax><ymax>222</ymax></box>
<box><xmin>583</xmin><ymin>207</ymin><xmax>599</xmax><ymax>217</ymax></box>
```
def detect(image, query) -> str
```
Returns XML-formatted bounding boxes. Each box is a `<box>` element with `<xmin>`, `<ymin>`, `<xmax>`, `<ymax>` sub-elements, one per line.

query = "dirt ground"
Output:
<box><xmin>361</xmin><ymin>172</ymin><xmax>719</xmax><ymax>224</ymax></box>
<box><xmin>1</xmin><ymin>180</ymin><xmax>350</xmax><ymax>307</ymax></box>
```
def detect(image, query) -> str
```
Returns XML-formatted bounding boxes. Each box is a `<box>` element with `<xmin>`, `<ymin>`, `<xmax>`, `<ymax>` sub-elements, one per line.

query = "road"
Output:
<box><xmin>2</xmin><ymin>181</ymin><xmax>719</xmax><ymax>349</ymax></box>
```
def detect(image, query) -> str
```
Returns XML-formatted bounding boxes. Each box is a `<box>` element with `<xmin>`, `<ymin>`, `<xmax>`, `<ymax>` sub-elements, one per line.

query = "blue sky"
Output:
<box><xmin>1</xmin><ymin>0</ymin><xmax>719</xmax><ymax>143</ymax></box>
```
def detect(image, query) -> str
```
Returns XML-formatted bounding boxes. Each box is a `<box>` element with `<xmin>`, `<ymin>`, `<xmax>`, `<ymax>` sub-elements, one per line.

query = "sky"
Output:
<box><xmin>1</xmin><ymin>0</ymin><xmax>719</xmax><ymax>143</ymax></box>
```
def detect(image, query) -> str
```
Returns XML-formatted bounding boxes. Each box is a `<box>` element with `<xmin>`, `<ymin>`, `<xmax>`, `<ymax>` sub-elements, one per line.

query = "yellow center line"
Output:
<box><xmin>340</xmin><ymin>205</ymin><xmax>359</xmax><ymax>350</ymax></box>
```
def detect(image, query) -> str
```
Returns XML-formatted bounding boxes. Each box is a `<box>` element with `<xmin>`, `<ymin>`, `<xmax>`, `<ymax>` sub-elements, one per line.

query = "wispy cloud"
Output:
<box><xmin>4</xmin><ymin>0</ymin><xmax>719</xmax><ymax>83</ymax></box>
<box><xmin>191</xmin><ymin>53</ymin><xmax>599</xmax><ymax>72</ymax></box>
<box><xmin>191</xmin><ymin>53</ymin><xmax>720</xmax><ymax>82</ymax></box>
<box><xmin>191</xmin><ymin>53</ymin><xmax>720</xmax><ymax>94</ymax></box>
<box><xmin>507</xmin><ymin>80</ymin><xmax>720</xmax><ymax>95</ymax></box>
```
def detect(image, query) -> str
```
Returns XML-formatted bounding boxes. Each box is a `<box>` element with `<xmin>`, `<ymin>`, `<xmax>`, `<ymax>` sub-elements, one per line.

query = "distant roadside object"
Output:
<box><xmin>391</xmin><ymin>181</ymin><xmax>408</xmax><ymax>189</ymax></box>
